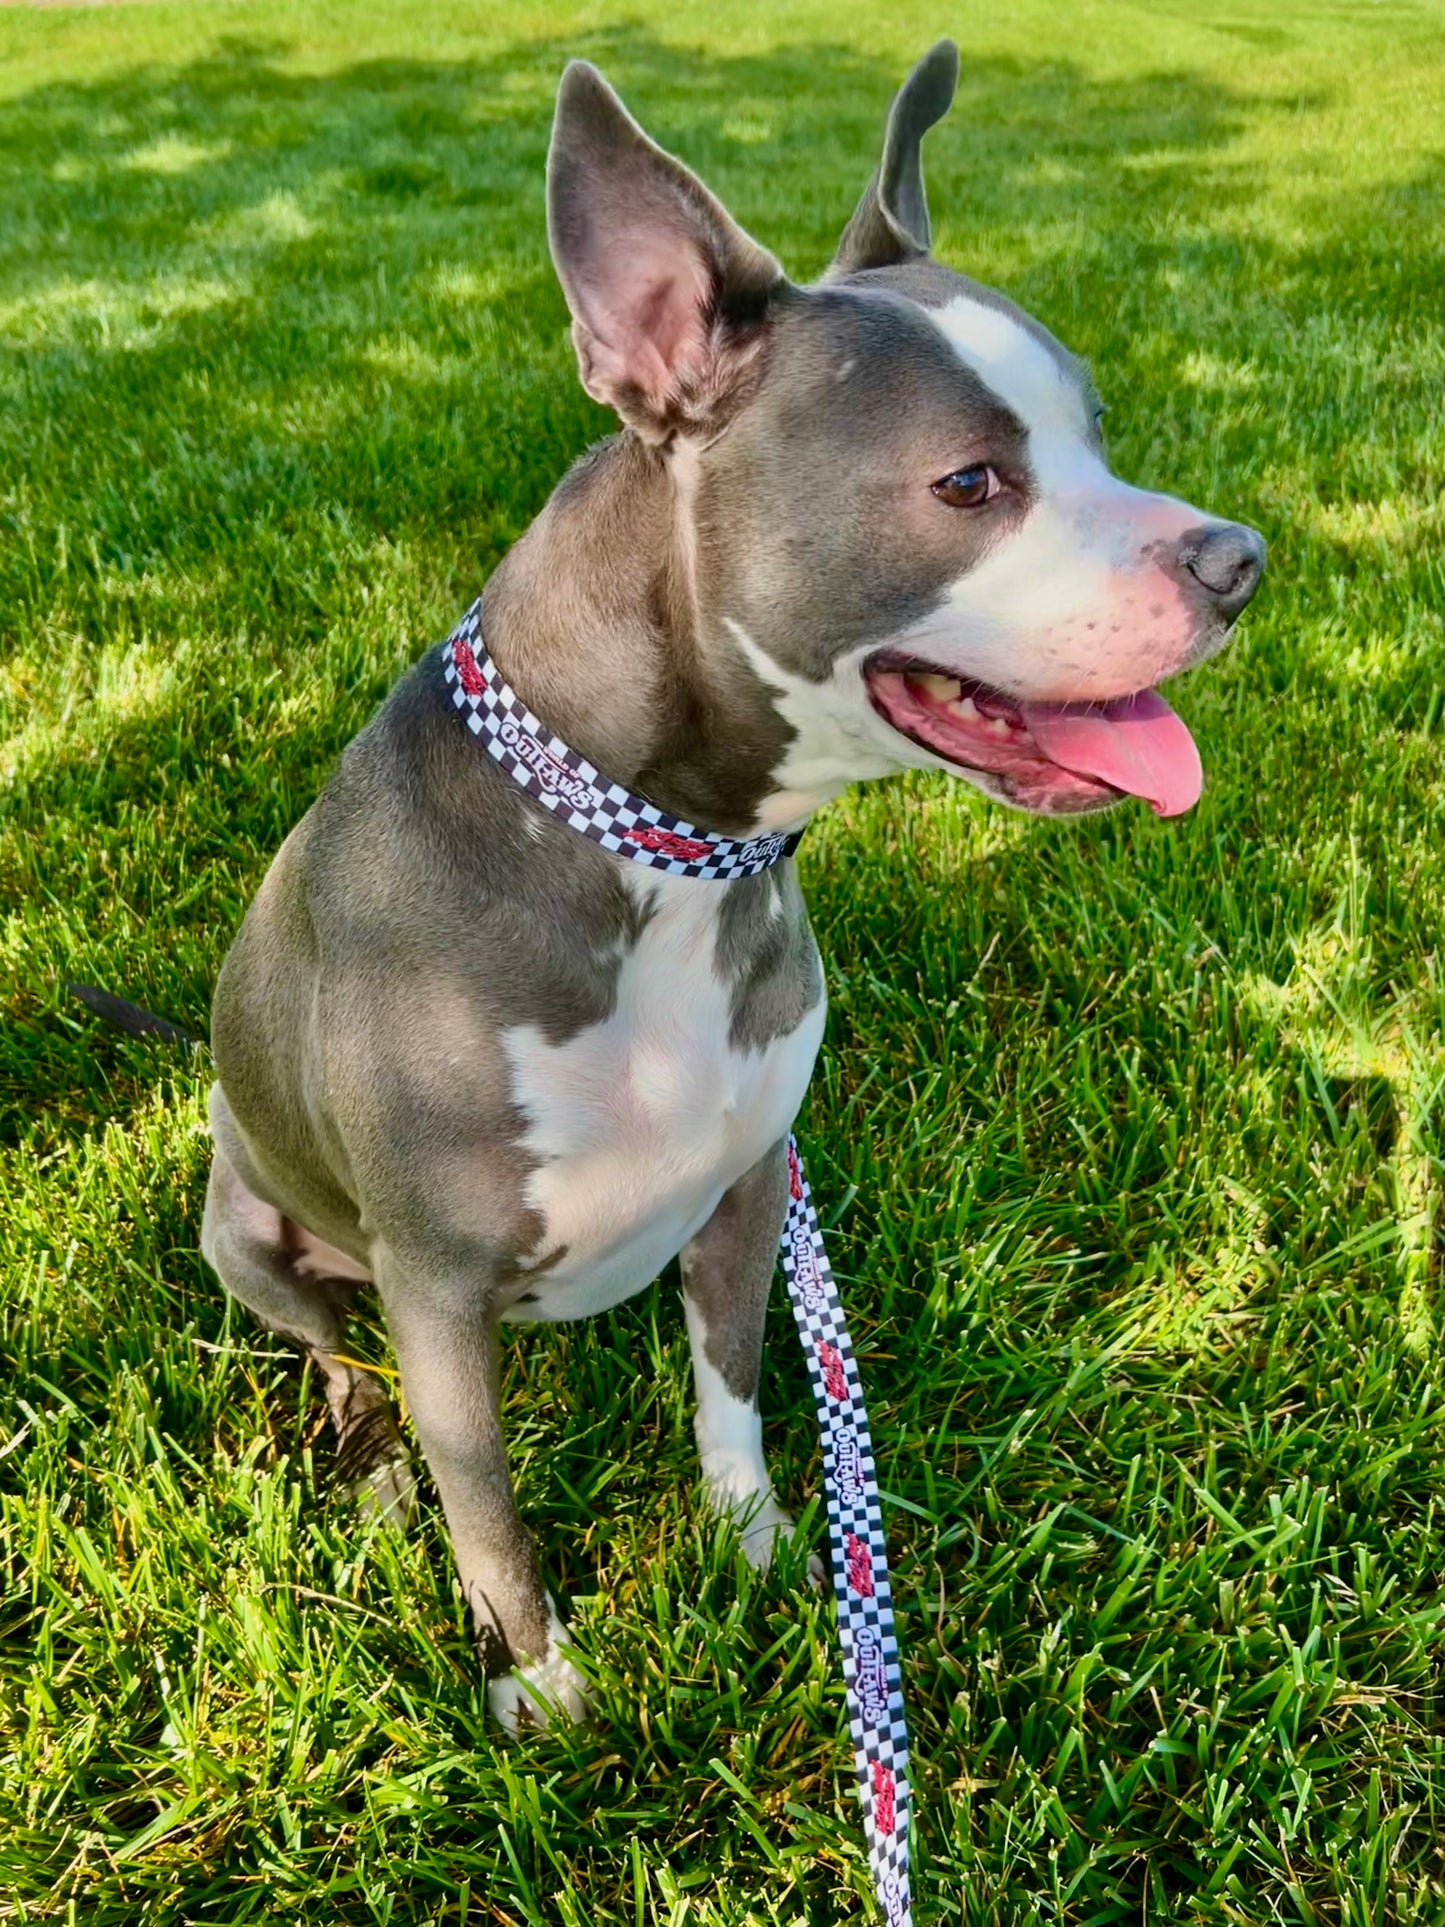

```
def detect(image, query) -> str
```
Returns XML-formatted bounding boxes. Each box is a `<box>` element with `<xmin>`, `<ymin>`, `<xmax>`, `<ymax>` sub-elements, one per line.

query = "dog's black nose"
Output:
<box><xmin>1177</xmin><ymin>522</ymin><xmax>1266</xmax><ymax>619</ymax></box>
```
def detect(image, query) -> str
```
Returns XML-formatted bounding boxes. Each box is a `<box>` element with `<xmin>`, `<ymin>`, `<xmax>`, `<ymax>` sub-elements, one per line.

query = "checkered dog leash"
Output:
<box><xmin>443</xmin><ymin>601</ymin><xmax>913</xmax><ymax>1922</ymax></box>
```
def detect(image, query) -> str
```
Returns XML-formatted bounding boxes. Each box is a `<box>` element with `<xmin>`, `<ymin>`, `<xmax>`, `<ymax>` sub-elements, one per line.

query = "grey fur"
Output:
<box><xmin>478</xmin><ymin>432</ymin><xmax>796</xmax><ymax>834</ymax></box>
<box><xmin>212</xmin><ymin>657</ymin><xmax>660</xmax><ymax>1286</ymax></box>
<box><xmin>205</xmin><ymin>631</ymin><xmax>825</xmax><ymax>1697</ymax></box>
<box><xmin>832</xmin><ymin>40</ymin><xmax>960</xmax><ymax>275</ymax></box>
<box><xmin>681</xmin><ymin>1140</ymin><xmax>791</xmax><ymax>1401</ymax></box>
<box><xmin>547</xmin><ymin>61</ymin><xmax>783</xmax><ymax>441</ymax></box>
<box><xmin>694</xmin><ymin>283</ymin><xmax>1035</xmax><ymax>686</ymax></box>
<box><xmin>68</xmin><ymin>984</ymin><xmax>200</xmax><ymax>1048</ymax></box>
<box><xmin>378</xmin><ymin>1266</ymin><xmax>553</xmax><ymax>1674</ymax></box>
<box><xmin>848</xmin><ymin>255</ymin><xmax>1100</xmax><ymax>401</ymax></box>
<box><xmin>200</xmin><ymin>1111</ymin><xmax>410</xmax><ymax>1503</ymax></box>
<box><xmin>715</xmin><ymin>867</ymin><xmax>824</xmax><ymax>1052</ymax></box>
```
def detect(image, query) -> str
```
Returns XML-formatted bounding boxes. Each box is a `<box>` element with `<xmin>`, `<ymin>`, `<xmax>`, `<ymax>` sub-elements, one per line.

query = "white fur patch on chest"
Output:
<box><xmin>499</xmin><ymin>870</ymin><xmax>824</xmax><ymax>1322</ymax></box>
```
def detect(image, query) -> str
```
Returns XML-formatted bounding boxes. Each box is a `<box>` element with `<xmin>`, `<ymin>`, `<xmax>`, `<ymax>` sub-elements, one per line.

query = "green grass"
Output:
<box><xmin>3</xmin><ymin>0</ymin><xmax>1445</xmax><ymax>1918</ymax></box>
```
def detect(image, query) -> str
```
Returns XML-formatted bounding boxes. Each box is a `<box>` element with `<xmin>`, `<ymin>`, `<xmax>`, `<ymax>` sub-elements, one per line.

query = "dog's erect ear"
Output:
<box><xmin>830</xmin><ymin>40</ymin><xmax>959</xmax><ymax>277</ymax></box>
<box><xmin>547</xmin><ymin>62</ymin><xmax>785</xmax><ymax>441</ymax></box>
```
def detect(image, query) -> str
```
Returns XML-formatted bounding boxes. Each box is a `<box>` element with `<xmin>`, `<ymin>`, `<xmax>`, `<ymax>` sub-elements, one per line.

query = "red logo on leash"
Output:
<box><xmin>622</xmin><ymin>825</ymin><xmax>715</xmax><ymax>862</ymax></box>
<box><xmin>846</xmin><ymin>1531</ymin><xmax>874</xmax><ymax>1597</ymax></box>
<box><xmin>787</xmin><ymin>1142</ymin><xmax>803</xmax><ymax>1201</ymax></box>
<box><xmin>818</xmin><ymin>1340</ymin><xmax>847</xmax><ymax>1403</ymax></box>
<box><xmin>872</xmin><ymin>1762</ymin><xmax>896</xmax><ymax>1836</ymax></box>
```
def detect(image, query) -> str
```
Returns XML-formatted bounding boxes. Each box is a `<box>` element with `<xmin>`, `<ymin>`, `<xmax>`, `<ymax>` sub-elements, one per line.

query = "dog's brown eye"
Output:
<box><xmin>932</xmin><ymin>465</ymin><xmax>997</xmax><ymax>509</ymax></box>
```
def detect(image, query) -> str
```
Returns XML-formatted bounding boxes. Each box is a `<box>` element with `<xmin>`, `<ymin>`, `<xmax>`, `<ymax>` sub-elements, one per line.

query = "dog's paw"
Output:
<box><xmin>735</xmin><ymin>1498</ymin><xmax>796</xmax><ymax>1569</ymax></box>
<box><xmin>487</xmin><ymin>1641</ymin><xmax>592</xmax><ymax>1736</ymax></box>
<box><xmin>333</xmin><ymin>1396</ymin><xmax>414</xmax><ymax>1526</ymax></box>
<box><xmin>354</xmin><ymin>1453</ymin><xmax>418</xmax><ymax>1527</ymax></box>
<box><xmin>728</xmin><ymin>1495</ymin><xmax>825</xmax><ymax>1588</ymax></box>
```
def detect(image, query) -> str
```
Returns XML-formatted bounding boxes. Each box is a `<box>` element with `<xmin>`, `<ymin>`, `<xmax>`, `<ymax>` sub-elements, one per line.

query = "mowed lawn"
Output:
<box><xmin>3</xmin><ymin>0</ymin><xmax>1445</xmax><ymax>1919</ymax></box>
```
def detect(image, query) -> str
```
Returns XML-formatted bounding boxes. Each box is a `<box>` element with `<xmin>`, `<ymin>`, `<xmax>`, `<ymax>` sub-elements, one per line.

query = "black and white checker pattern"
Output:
<box><xmin>438</xmin><ymin>595</ymin><xmax>910</xmax><ymax>1921</ymax></box>
<box><xmin>440</xmin><ymin>600</ymin><xmax>804</xmax><ymax>880</ymax></box>
<box><xmin>782</xmin><ymin>1138</ymin><xmax>912</xmax><ymax>1926</ymax></box>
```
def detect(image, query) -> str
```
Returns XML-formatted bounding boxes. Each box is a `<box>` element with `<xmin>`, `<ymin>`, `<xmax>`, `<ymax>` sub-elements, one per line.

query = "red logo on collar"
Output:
<box><xmin>622</xmin><ymin>825</ymin><xmax>715</xmax><ymax>863</ymax></box>
<box><xmin>452</xmin><ymin>634</ymin><xmax>486</xmax><ymax>698</ymax></box>
<box><xmin>787</xmin><ymin>1142</ymin><xmax>803</xmax><ymax>1201</ymax></box>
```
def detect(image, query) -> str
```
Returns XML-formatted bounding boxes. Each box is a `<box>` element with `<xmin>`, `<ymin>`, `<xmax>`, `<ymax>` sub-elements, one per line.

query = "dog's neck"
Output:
<box><xmin>478</xmin><ymin>433</ymin><xmax>796</xmax><ymax>837</ymax></box>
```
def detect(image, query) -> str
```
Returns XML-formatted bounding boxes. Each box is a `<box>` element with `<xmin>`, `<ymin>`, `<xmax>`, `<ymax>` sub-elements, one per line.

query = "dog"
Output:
<box><xmin>200</xmin><ymin>41</ymin><xmax>1264</xmax><ymax>1731</ymax></box>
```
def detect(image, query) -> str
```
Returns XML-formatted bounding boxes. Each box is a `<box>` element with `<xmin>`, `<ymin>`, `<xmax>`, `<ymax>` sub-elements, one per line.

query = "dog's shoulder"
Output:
<box><xmin>305</xmin><ymin>647</ymin><xmax>635</xmax><ymax>935</ymax></box>
<box><xmin>217</xmin><ymin>648</ymin><xmax>654</xmax><ymax>1067</ymax></box>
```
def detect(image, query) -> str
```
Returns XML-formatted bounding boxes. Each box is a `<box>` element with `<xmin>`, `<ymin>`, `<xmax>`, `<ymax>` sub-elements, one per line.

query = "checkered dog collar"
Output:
<box><xmin>441</xmin><ymin>599</ymin><xmax>803</xmax><ymax>879</ymax></box>
<box><xmin>441</xmin><ymin>598</ymin><xmax>912</xmax><ymax>1923</ymax></box>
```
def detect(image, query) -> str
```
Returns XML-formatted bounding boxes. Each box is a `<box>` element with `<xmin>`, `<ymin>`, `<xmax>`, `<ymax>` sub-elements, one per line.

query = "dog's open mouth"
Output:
<box><xmin>863</xmin><ymin>653</ymin><xmax>1203</xmax><ymax>817</ymax></box>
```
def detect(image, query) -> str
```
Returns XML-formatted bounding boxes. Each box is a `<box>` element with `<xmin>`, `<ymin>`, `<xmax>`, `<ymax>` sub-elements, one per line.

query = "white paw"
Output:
<box><xmin>355</xmin><ymin>1454</ymin><xmax>417</xmax><ymax>1527</ymax></box>
<box><xmin>721</xmin><ymin>1491</ymin><xmax>824</xmax><ymax>1588</ymax></box>
<box><xmin>487</xmin><ymin>1641</ymin><xmax>592</xmax><ymax>1735</ymax></box>
<box><xmin>734</xmin><ymin>1495</ymin><xmax>797</xmax><ymax>1569</ymax></box>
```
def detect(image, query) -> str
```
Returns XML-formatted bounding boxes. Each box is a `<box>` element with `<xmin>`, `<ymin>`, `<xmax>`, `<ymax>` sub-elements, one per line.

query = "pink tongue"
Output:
<box><xmin>1019</xmin><ymin>689</ymin><xmax>1202</xmax><ymax>817</ymax></box>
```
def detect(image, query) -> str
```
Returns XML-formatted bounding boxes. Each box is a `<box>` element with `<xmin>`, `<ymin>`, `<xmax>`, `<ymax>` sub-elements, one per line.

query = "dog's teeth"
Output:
<box><xmin>988</xmin><ymin>716</ymin><xmax>1011</xmax><ymax>737</ymax></box>
<box><xmin>950</xmin><ymin>696</ymin><xmax>980</xmax><ymax>723</ymax></box>
<box><xmin>916</xmin><ymin>673</ymin><xmax>962</xmax><ymax>704</ymax></box>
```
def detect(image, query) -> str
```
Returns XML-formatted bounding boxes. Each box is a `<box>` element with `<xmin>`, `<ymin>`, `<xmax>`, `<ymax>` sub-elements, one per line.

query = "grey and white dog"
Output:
<box><xmin>202</xmin><ymin>43</ymin><xmax>1264</xmax><ymax>1729</ymax></box>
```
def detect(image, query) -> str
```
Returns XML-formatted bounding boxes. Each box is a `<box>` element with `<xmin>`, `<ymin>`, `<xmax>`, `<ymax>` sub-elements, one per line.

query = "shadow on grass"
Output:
<box><xmin>0</xmin><ymin>24</ymin><xmax>1276</xmax><ymax>599</ymax></box>
<box><xmin>0</xmin><ymin>23</ymin><xmax>1269</xmax><ymax>1141</ymax></box>
<box><xmin>4</xmin><ymin>22</ymin><xmax>1444</xmax><ymax>1185</ymax></box>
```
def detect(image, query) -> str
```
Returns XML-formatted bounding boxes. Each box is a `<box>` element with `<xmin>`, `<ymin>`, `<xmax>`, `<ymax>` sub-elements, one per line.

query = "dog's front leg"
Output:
<box><xmin>376</xmin><ymin>1260</ymin><xmax>589</xmax><ymax>1732</ymax></box>
<box><xmin>682</xmin><ymin>1142</ymin><xmax>822</xmax><ymax>1582</ymax></box>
